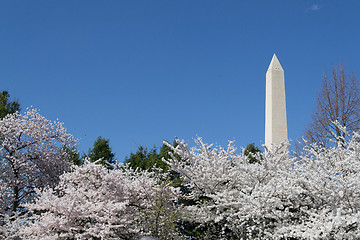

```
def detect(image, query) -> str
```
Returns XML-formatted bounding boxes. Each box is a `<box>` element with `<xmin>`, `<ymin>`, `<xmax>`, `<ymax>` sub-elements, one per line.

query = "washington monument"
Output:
<box><xmin>265</xmin><ymin>54</ymin><xmax>288</xmax><ymax>148</ymax></box>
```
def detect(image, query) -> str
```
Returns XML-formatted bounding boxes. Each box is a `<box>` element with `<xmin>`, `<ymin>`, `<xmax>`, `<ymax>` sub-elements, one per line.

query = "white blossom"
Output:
<box><xmin>20</xmin><ymin>161</ymin><xmax>181</xmax><ymax>240</ymax></box>
<box><xmin>0</xmin><ymin>109</ymin><xmax>75</xmax><ymax>217</ymax></box>
<box><xmin>164</xmin><ymin>134</ymin><xmax>360</xmax><ymax>239</ymax></box>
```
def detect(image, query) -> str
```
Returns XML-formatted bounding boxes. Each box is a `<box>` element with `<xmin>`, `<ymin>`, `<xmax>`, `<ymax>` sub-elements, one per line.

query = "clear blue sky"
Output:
<box><xmin>1</xmin><ymin>1</ymin><xmax>360</xmax><ymax>161</ymax></box>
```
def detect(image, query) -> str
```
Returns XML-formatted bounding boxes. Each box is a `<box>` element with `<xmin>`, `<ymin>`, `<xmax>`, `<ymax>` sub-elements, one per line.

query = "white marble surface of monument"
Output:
<box><xmin>265</xmin><ymin>54</ymin><xmax>288</xmax><ymax>149</ymax></box>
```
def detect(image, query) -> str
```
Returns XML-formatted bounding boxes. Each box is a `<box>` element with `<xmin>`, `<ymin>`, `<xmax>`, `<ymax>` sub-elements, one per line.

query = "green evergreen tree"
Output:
<box><xmin>86</xmin><ymin>136</ymin><xmax>116</xmax><ymax>169</ymax></box>
<box><xmin>63</xmin><ymin>146</ymin><xmax>83</xmax><ymax>166</ymax></box>
<box><xmin>244</xmin><ymin>143</ymin><xmax>262</xmax><ymax>164</ymax></box>
<box><xmin>0</xmin><ymin>91</ymin><xmax>20</xmax><ymax>119</ymax></box>
<box><xmin>125</xmin><ymin>145</ymin><xmax>169</xmax><ymax>172</ymax></box>
<box><xmin>124</xmin><ymin>139</ymin><xmax>180</xmax><ymax>173</ymax></box>
<box><xmin>124</xmin><ymin>140</ymin><xmax>203</xmax><ymax>238</ymax></box>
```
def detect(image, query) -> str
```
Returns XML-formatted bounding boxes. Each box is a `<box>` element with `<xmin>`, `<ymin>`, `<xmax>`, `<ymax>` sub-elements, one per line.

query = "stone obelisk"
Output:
<box><xmin>265</xmin><ymin>54</ymin><xmax>288</xmax><ymax>149</ymax></box>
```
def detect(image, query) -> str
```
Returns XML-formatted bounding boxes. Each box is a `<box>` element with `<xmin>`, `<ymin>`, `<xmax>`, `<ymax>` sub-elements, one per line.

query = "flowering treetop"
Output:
<box><xmin>19</xmin><ymin>161</ymin><xmax>181</xmax><ymax>240</ymax></box>
<box><xmin>0</xmin><ymin>109</ymin><xmax>76</xmax><ymax>216</ymax></box>
<box><xmin>164</xmin><ymin>134</ymin><xmax>360</xmax><ymax>239</ymax></box>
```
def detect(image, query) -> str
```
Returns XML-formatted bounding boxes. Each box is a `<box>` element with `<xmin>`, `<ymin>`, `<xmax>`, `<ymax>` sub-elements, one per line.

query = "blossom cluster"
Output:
<box><xmin>18</xmin><ymin>161</ymin><xmax>180</xmax><ymax>240</ymax></box>
<box><xmin>164</xmin><ymin>134</ymin><xmax>360</xmax><ymax>239</ymax></box>
<box><xmin>0</xmin><ymin>109</ymin><xmax>75</xmax><ymax>216</ymax></box>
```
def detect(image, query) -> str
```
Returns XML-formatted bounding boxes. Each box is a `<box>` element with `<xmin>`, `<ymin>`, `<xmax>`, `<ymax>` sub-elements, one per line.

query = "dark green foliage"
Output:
<box><xmin>86</xmin><ymin>136</ymin><xmax>116</xmax><ymax>169</ymax></box>
<box><xmin>63</xmin><ymin>146</ymin><xmax>83</xmax><ymax>166</ymax></box>
<box><xmin>124</xmin><ymin>139</ymin><xmax>180</xmax><ymax>173</ymax></box>
<box><xmin>244</xmin><ymin>143</ymin><xmax>262</xmax><ymax>164</ymax></box>
<box><xmin>159</xmin><ymin>141</ymin><xmax>177</xmax><ymax>165</ymax></box>
<box><xmin>124</xmin><ymin>140</ymin><xmax>185</xmax><ymax>189</ymax></box>
<box><xmin>0</xmin><ymin>91</ymin><xmax>20</xmax><ymax>119</ymax></box>
<box><xmin>177</xmin><ymin>219</ymin><xmax>240</xmax><ymax>240</ymax></box>
<box><xmin>124</xmin><ymin>145</ymin><xmax>168</xmax><ymax>172</ymax></box>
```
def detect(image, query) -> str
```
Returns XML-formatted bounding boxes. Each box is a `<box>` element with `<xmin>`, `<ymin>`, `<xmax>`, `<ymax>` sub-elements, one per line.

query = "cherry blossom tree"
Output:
<box><xmin>163</xmin><ymin>138</ymin><xmax>292</xmax><ymax>239</ymax></box>
<box><xmin>139</xmin><ymin>180</ymin><xmax>182</xmax><ymax>239</ymax></box>
<box><xmin>274</xmin><ymin>127</ymin><xmax>360</xmax><ymax>239</ymax></box>
<box><xmin>164</xmin><ymin>134</ymin><xmax>360</xmax><ymax>239</ymax></box>
<box><xmin>19</xmin><ymin>161</ymin><xmax>181</xmax><ymax>240</ymax></box>
<box><xmin>0</xmin><ymin>108</ymin><xmax>75</xmax><ymax>217</ymax></box>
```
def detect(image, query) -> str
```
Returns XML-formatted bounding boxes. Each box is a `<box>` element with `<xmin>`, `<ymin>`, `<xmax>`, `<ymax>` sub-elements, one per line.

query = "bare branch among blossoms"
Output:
<box><xmin>305</xmin><ymin>65</ymin><xmax>360</xmax><ymax>147</ymax></box>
